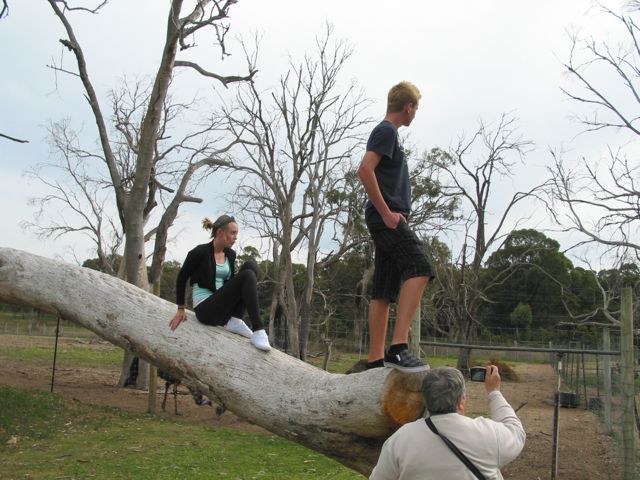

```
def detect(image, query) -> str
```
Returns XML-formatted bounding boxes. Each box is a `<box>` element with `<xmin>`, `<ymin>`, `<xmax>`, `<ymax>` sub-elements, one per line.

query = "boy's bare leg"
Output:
<box><xmin>367</xmin><ymin>298</ymin><xmax>390</xmax><ymax>362</ymax></box>
<box><xmin>390</xmin><ymin>276</ymin><xmax>429</xmax><ymax>346</ymax></box>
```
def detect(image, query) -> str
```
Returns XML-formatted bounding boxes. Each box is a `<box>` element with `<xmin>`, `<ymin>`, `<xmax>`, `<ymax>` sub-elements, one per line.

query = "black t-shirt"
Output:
<box><xmin>364</xmin><ymin>120</ymin><xmax>411</xmax><ymax>225</ymax></box>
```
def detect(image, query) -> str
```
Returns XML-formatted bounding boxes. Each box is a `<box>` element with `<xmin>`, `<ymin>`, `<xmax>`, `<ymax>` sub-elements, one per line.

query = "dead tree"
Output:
<box><xmin>428</xmin><ymin>115</ymin><xmax>546</xmax><ymax>369</ymax></box>
<box><xmin>22</xmin><ymin>120</ymin><xmax>123</xmax><ymax>275</ymax></box>
<box><xmin>548</xmin><ymin>3</ymin><xmax>640</xmax><ymax>261</ymax></box>
<box><xmin>223</xmin><ymin>26</ymin><xmax>370</xmax><ymax>359</ymax></box>
<box><xmin>41</xmin><ymin>0</ymin><xmax>254</xmax><ymax>387</ymax></box>
<box><xmin>0</xmin><ymin>247</ymin><xmax>427</xmax><ymax>476</ymax></box>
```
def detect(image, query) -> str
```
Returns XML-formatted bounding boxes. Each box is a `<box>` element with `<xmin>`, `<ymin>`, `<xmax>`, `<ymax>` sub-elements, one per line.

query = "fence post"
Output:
<box><xmin>581</xmin><ymin>350</ymin><xmax>587</xmax><ymax>408</ymax></box>
<box><xmin>147</xmin><ymin>281</ymin><xmax>163</xmax><ymax>414</ymax></box>
<box><xmin>50</xmin><ymin>316</ymin><xmax>61</xmax><ymax>393</ymax></box>
<box><xmin>410</xmin><ymin>308</ymin><xmax>421</xmax><ymax>357</ymax></box>
<box><xmin>603</xmin><ymin>327</ymin><xmax>612</xmax><ymax>434</ymax></box>
<box><xmin>620</xmin><ymin>287</ymin><xmax>636</xmax><ymax>480</ymax></box>
<box><xmin>551</xmin><ymin>352</ymin><xmax>564</xmax><ymax>480</ymax></box>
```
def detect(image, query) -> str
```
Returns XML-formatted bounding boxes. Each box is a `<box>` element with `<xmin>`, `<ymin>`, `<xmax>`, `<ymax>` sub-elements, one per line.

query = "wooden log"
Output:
<box><xmin>0</xmin><ymin>248</ymin><xmax>427</xmax><ymax>475</ymax></box>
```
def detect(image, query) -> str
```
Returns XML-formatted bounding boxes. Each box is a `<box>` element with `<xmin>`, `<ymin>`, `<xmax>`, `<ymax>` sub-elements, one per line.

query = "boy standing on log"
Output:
<box><xmin>357</xmin><ymin>81</ymin><xmax>434</xmax><ymax>373</ymax></box>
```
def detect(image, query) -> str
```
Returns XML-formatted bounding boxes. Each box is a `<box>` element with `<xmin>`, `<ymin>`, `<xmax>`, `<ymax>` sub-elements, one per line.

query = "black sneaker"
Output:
<box><xmin>383</xmin><ymin>349</ymin><xmax>429</xmax><ymax>373</ymax></box>
<box><xmin>365</xmin><ymin>359</ymin><xmax>384</xmax><ymax>370</ymax></box>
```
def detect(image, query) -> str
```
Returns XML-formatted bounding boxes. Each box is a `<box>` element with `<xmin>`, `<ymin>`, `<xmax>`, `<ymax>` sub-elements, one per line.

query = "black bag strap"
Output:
<box><xmin>425</xmin><ymin>417</ymin><xmax>487</xmax><ymax>480</ymax></box>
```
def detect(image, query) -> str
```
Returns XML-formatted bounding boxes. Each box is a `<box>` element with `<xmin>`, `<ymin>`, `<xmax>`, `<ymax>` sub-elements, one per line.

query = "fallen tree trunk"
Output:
<box><xmin>0</xmin><ymin>248</ymin><xmax>426</xmax><ymax>475</ymax></box>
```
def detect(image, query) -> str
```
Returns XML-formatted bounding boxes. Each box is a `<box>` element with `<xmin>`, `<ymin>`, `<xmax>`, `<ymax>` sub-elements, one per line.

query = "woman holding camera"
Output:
<box><xmin>168</xmin><ymin>215</ymin><xmax>271</xmax><ymax>351</ymax></box>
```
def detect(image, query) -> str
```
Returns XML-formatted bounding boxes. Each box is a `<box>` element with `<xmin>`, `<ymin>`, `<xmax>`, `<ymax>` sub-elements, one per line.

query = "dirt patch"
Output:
<box><xmin>0</xmin><ymin>335</ymin><xmax>267</xmax><ymax>434</ymax></box>
<box><xmin>0</xmin><ymin>336</ymin><xmax>625</xmax><ymax>479</ymax></box>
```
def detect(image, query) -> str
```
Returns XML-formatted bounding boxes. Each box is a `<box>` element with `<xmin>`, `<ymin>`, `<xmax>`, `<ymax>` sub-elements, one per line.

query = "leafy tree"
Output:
<box><xmin>238</xmin><ymin>246</ymin><xmax>261</xmax><ymax>264</ymax></box>
<box><xmin>82</xmin><ymin>254</ymin><xmax>122</xmax><ymax>275</ymax></box>
<box><xmin>483</xmin><ymin>229</ymin><xmax>573</xmax><ymax>329</ymax></box>
<box><xmin>566</xmin><ymin>266</ymin><xmax>601</xmax><ymax>318</ymax></box>
<box><xmin>312</xmin><ymin>247</ymin><xmax>370</xmax><ymax>344</ymax></box>
<box><xmin>509</xmin><ymin>302</ymin><xmax>532</xmax><ymax>340</ymax></box>
<box><xmin>157</xmin><ymin>260</ymin><xmax>181</xmax><ymax>304</ymax></box>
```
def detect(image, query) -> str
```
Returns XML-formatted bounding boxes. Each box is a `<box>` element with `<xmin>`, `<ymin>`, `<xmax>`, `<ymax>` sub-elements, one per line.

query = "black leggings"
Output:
<box><xmin>193</xmin><ymin>260</ymin><xmax>265</xmax><ymax>331</ymax></box>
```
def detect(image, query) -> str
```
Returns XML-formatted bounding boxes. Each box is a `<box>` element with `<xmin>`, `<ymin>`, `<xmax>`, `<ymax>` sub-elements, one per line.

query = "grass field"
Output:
<box><xmin>0</xmin><ymin>385</ymin><xmax>365</xmax><ymax>479</ymax></box>
<box><xmin>0</xmin><ymin>341</ymin><xmax>122</xmax><ymax>367</ymax></box>
<box><xmin>1</xmin><ymin>332</ymin><xmax>635</xmax><ymax>479</ymax></box>
<box><xmin>0</xmin><ymin>334</ymin><xmax>477</xmax><ymax>479</ymax></box>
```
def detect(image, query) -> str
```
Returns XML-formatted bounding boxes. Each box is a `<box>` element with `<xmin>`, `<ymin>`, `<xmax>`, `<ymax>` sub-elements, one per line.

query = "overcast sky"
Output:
<box><xmin>0</xmin><ymin>0</ymin><xmax>632</xmax><ymax>266</ymax></box>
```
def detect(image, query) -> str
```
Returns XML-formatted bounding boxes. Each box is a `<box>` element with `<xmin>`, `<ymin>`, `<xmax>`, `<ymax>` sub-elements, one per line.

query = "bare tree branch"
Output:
<box><xmin>0</xmin><ymin>132</ymin><xmax>28</xmax><ymax>143</ymax></box>
<box><xmin>546</xmin><ymin>149</ymin><xmax>640</xmax><ymax>255</ymax></box>
<box><xmin>57</xmin><ymin>0</ymin><xmax>107</xmax><ymax>14</ymax></box>
<box><xmin>0</xmin><ymin>0</ymin><xmax>8</xmax><ymax>19</ymax></box>
<box><xmin>174</xmin><ymin>60</ymin><xmax>256</xmax><ymax>87</ymax></box>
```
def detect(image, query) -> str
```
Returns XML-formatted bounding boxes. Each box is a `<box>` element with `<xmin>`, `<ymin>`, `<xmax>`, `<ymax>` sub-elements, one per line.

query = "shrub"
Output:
<box><xmin>470</xmin><ymin>356</ymin><xmax>519</xmax><ymax>381</ymax></box>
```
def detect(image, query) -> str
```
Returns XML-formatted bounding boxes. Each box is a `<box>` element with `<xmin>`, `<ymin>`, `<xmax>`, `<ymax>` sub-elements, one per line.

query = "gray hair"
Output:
<box><xmin>422</xmin><ymin>367</ymin><xmax>465</xmax><ymax>414</ymax></box>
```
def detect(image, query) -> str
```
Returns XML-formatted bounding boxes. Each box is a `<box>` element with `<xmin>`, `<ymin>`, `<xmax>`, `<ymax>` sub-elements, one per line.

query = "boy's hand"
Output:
<box><xmin>383</xmin><ymin>211</ymin><xmax>407</xmax><ymax>229</ymax></box>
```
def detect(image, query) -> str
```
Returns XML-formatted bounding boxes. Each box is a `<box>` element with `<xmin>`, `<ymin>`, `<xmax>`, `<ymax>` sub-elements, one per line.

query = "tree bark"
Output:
<box><xmin>0</xmin><ymin>248</ymin><xmax>427</xmax><ymax>475</ymax></box>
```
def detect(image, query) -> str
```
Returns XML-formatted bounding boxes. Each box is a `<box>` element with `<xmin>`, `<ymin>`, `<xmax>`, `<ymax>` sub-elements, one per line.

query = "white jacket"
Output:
<box><xmin>370</xmin><ymin>391</ymin><xmax>526</xmax><ymax>480</ymax></box>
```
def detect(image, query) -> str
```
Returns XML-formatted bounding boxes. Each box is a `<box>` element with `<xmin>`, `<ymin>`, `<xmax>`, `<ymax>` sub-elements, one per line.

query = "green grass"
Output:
<box><xmin>0</xmin><ymin>386</ymin><xmax>68</xmax><ymax>443</ymax></box>
<box><xmin>0</xmin><ymin>386</ymin><xmax>364</xmax><ymax>479</ymax></box>
<box><xmin>0</xmin><ymin>313</ymin><xmax>94</xmax><ymax>338</ymax></box>
<box><xmin>0</xmin><ymin>342</ymin><xmax>122</xmax><ymax>367</ymax></box>
<box><xmin>0</xmin><ymin>335</ymin><xmax>531</xmax><ymax>478</ymax></box>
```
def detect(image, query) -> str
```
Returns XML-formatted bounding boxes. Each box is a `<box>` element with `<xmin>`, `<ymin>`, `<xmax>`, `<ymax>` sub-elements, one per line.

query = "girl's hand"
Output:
<box><xmin>169</xmin><ymin>309</ymin><xmax>187</xmax><ymax>331</ymax></box>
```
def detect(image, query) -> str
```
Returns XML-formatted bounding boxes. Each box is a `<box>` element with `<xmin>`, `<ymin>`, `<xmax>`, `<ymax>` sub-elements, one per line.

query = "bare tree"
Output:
<box><xmin>429</xmin><ymin>114</ymin><xmax>545</xmax><ymax>369</ymax></box>
<box><xmin>45</xmin><ymin>0</ymin><xmax>253</xmax><ymax>283</ymax></box>
<box><xmin>547</xmin><ymin>149</ymin><xmax>639</xmax><ymax>259</ymax></box>
<box><xmin>223</xmin><ymin>26</ymin><xmax>370</xmax><ymax>359</ymax></box>
<box><xmin>548</xmin><ymin>2</ymin><xmax>640</xmax><ymax>261</ymax></box>
<box><xmin>541</xmin><ymin>3</ymin><xmax>640</xmax><ymax>341</ymax></box>
<box><xmin>40</xmin><ymin>0</ymin><xmax>253</xmax><ymax>387</ymax></box>
<box><xmin>23</xmin><ymin>120</ymin><xmax>122</xmax><ymax>275</ymax></box>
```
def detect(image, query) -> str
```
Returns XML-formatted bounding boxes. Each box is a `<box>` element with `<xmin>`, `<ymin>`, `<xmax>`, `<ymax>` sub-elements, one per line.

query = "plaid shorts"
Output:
<box><xmin>368</xmin><ymin>222</ymin><xmax>434</xmax><ymax>302</ymax></box>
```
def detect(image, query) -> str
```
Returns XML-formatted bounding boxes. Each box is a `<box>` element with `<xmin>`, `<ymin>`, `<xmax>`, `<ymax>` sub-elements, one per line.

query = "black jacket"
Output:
<box><xmin>175</xmin><ymin>242</ymin><xmax>236</xmax><ymax>306</ymax></box>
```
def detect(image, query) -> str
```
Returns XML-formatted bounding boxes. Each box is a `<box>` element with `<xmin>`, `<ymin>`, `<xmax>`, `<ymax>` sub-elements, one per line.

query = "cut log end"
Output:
<box><xmin>382</xmin><ymin>369</ymin><xmax>427</xmax><ymax>425</ymax></box>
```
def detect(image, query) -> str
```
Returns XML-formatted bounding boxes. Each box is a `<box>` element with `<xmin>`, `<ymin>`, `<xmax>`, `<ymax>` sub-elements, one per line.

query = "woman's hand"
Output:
<box><xmin>484</xmin><ymin>365</ymin><xmax>501</xmax><ymax>393</ymax></box>
<box><xmin>169</xmin><ymin>309</ymin><xmax>187</xmax><ymax>331</ymax></box>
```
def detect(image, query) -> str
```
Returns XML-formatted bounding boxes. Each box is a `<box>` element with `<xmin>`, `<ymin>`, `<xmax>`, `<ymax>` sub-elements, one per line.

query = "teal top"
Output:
<box><xmin>192</xmin><ymin>257</ymin><xmax>231</xmax><ymax>307</ymax></box>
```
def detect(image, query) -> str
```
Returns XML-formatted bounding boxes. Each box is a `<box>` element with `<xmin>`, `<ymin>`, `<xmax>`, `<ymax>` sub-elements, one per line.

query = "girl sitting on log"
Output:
<box><xmin>169</xmin><ymin>215</ymin><xmax>271</xmax><ymax>351</ymax></box>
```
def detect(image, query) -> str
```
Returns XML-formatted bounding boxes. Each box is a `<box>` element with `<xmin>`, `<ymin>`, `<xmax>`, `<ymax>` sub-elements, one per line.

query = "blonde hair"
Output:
<box><xmin>387</xmin><ymin>81</ymin><xmax>421</xmax><ymax>113</ymax></box>
<box><xmin>202</xmin><ymin>215</ymin><xmax>236</xmax><ymax>238</ymax></box>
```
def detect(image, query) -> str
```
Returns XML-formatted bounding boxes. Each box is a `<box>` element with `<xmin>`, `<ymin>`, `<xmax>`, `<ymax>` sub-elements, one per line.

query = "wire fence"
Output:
<box><xmin>2</xmin><ymin>310</ymin><xmax>638</xmax><ymax>478</ymax></box>
<box><xmin>0</xmin><ymin>312</ymin><xmax>97</xmax><ymax>339</ymax></box>
<box><xmin>418</xmin><ymin>334</ymin><xmax>638</xmax><ymax>479</ymax></box>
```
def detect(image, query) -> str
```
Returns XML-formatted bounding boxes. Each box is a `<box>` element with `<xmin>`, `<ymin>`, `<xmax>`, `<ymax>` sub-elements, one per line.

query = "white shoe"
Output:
<box><xmin>250</xmin><ymin>329</ymin><xmax>271</xmax><ymax>351</ymax></box>
<box><xmin>225</xmin><ymin>317</ymin><xmax>253</xmax><ymax>338</ymax></box>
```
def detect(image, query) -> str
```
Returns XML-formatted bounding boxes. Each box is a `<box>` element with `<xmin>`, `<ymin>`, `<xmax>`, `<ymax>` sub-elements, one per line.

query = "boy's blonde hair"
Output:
<box><xmin>387</xmin><ymin>81</ymin><xmax>421</xmax><ymax>113</ymax></box>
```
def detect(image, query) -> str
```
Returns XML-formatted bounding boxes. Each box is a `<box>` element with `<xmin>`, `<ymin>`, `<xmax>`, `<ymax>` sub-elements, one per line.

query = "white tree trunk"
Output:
<box><xmin>0</xmin><ymin>248</ymin><xmax>427</xmax><ymax>475</ymax></box>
